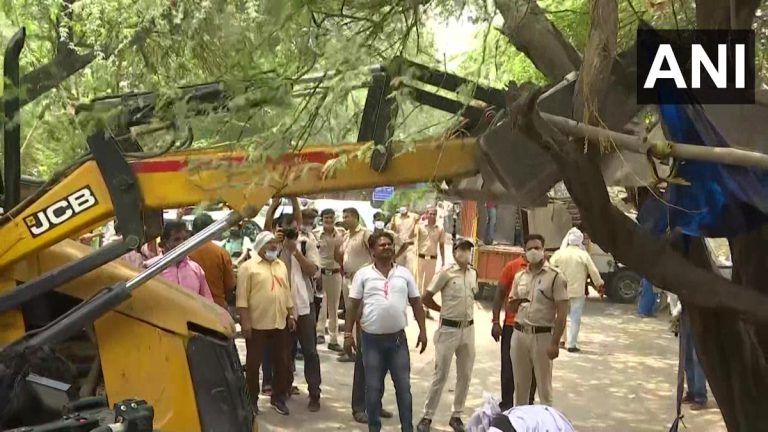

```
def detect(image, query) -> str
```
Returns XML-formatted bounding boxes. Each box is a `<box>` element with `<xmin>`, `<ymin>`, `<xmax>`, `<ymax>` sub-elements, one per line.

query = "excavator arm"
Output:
<box><xmin>0</xmin><ymin>135</ymin><xmax>477</xmax><ymax>271</ymax></box>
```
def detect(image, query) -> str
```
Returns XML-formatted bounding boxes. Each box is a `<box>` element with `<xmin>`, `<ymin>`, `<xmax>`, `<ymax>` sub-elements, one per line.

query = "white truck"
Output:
<box><xmin>526</xmin><ymin>202</ymin><xmax>643</xmax><ymax>303</ymax></box>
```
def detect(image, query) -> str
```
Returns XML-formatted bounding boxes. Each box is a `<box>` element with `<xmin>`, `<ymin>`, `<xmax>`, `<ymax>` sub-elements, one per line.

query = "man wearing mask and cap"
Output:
<box><xmin>236</xmin><ymin>231</ymin><xmax>296</xmax><ymax>416</ymax></box>
<box><xmin>549</xmin><ymin>227</ymin><xmax>603</xmax><ymax>353</ymax></box>
<box><xmin>508</xmin><ymin>234</ymin><xmax>568</xmax><ymax>406</ymax></box>
<box><xmin>417</xmin><ymin>238</ymin><xmax>478</xmax><ymax>432</ymax></box>
<box><xmin>389</xmin><ymin>206</ymin><xmax>419</xmax><ymax>274</ymax></box>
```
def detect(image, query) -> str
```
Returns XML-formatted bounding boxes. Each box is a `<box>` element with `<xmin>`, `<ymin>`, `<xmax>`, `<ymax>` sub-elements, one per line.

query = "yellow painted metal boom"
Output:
<box><xmin>0</xmin><ymin>137</ymin><xmax>478</xmax><ymax>271</ymax></box>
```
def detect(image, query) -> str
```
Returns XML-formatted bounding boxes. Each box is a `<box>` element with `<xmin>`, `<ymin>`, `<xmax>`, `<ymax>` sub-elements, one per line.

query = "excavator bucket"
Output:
<box><xmin>459</xmin><ymin>45</ymin><xmax>644</xmax><ymax>205</ymax></box>
<box><xmin>444</xmin><ymin>83</ymin><xmax>576</xmax><ymax>207</ymax></box>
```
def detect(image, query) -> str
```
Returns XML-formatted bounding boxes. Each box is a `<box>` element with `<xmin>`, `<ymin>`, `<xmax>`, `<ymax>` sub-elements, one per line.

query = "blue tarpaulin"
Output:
<box><xmin>637</xmin><ymin>23</ymin><xmax>768</xmax><ymax>238</ymax></box>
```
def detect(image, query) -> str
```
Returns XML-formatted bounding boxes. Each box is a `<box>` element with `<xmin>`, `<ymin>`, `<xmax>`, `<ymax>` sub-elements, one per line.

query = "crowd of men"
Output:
<box><xmin>85</xmin><ymin>199</ymin><xmax>611</xmax><ymax>432</ymax></box>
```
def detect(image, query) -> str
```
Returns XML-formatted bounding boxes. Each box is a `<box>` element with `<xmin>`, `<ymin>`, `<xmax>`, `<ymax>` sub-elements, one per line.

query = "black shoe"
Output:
<box><xmin>499</xmin><ymin>401</ymin><xmax>513</xmax><ymax>411</ymax></box>
<box><xmin>328</xmin><ymin>342</ymin><xmax>344</xmax><ymax>352</ymax></box>
<box><xmin>567</xmin><ymin>347</ymin><xmax>581</xmax><ymax>353</ymax></box>
<box><xmin>417</xmin><ymin>418</ymin><xmax>432</xmax><ymax>432</ymax></box>
<box><xmin>449</xmin><ymin>417</ymin><xmax>465</xmax><ymax>432</ymax></box>
<box><xmin>317</xmin><ymin>335</ymin><xmax>326</xmax><ymax>345</ymax></box>
<box><xmin>308</xmin><ymin>397</ymin><xmax>321</xmax><ymax>412</ymax></box>
<box><xmin>337</xmin><ymin>353</ymin><xmax>355</xmax><ymax>363</ymax></box>
<box><xmin>381</xmin><ymin>408</ymin><xmax>394</xmax><ymax>418</ymax></box>
<box><xmin>353</xmin><ymin>411</ymin><xmax>368</xmax><ymax>424</ymax></box>
<box><xmin>271</xmin><ymin>400</ymin><xmax>290</xmax><ymax>416</ymax></box>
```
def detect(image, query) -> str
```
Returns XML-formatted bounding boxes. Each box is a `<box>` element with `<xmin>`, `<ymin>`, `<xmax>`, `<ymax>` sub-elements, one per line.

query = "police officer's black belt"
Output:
<box><xmin>441</xmin><ymin>319</ymin><xmax>474</xmax><ymax>328</ymax></box>
<box><xmin>321</xmin><ymin>268</ymin><xmax>341</xmax><ymax>275</ymax></box>
<box><xmin>513</xmin><ymin>323</ymin><xmax>552</xmax><ymax>334</ymax></box>
<box><xmin>419</xmin><ymin>254</ymin><xmax>438</xmax><ymax>259</ymax></box>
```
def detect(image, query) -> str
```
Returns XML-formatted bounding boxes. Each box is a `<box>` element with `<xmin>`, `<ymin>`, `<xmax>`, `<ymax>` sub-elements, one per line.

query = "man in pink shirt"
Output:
<box><xmin>144</xmin><ymin>220</ymin><xmax>214</xmax><ymax>303</ymax></box>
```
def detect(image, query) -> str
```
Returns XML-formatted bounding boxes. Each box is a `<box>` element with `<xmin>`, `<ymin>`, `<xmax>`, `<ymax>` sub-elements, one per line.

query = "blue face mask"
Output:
<box><xmin>265</xmin><ymin>250</ymin><xmax>279</xmax><ymax>261</ymax></box>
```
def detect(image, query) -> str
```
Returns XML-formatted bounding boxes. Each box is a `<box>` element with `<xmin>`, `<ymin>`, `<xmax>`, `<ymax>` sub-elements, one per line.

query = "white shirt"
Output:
<box><xmin>490</xmin><ymin>405</ymin><xmax>575</xmax><ymax>432</ymax></box>
<box><xmin>349</xmin><ymin>263</ymin><xmax>419</xmax><ymax>334</ymax></box>
<box><xmin>549</xmin><ymin>245</ymin><xmax>604</xmax><ymax>298</ymax></box>
<box><xmin>282</xmin><ymin>233</ymin><xmax>321</xmax><ymax>317</ymax></box>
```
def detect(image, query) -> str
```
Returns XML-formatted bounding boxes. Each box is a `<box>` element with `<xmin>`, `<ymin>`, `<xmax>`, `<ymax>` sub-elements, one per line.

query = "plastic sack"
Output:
<box><xmin>467</xmin><ymin>392</ymin><xmax>502</xmax><ymax>432</ymax></box>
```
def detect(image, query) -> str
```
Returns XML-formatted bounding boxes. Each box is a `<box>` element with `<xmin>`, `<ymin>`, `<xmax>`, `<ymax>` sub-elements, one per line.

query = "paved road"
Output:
<box><xmin>238</xmin><ymin>297</ymin><xmax>726</xmax><ymax>432</ymax></box>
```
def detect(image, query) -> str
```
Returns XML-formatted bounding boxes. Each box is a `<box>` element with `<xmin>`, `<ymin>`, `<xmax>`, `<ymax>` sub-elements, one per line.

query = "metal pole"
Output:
<box><xmin>540</xmin><ymin>112</ymin><xmax>768</xmax><ymax>171</ymax></box>
<box><xmin>125</xmin><ymin>210</ymin><xmax>242</xmax><ymax>290</ymax></box>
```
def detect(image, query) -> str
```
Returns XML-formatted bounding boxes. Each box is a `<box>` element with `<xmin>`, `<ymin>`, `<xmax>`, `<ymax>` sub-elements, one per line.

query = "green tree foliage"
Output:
<box><xmin>0</xmin><ymin>0</ymin><xmax>444</xmax><ymax>178</ymax></box>
<box><xmin>2</xmin><ymin>0</ymin><xmax>767</xmax><ymax>181</ymax></box>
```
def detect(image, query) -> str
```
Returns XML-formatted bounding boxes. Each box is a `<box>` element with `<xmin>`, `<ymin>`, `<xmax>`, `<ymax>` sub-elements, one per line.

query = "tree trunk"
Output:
<box><xmin>695</xmin><ymin>0</ymin><xmax>761</xmax><ymax>29</ymax></box>
<box><xmin>684</xmin><ymin>236</ymin><xmax>768</xmax><ymax>431</ymax></box>
<box><xmin>507</xmin><ymin>85</ymin><xmax>768</xmax><ymax>430</ymax></box>
<box><xmin>572</xmin><ymin>0</ymin><xmax>617</xmax><ymax>124</ymax></box>
<box><xmin>494</xmin><ymin>0</ymin><xmax>582</xmax><ymax>81</ymax></box>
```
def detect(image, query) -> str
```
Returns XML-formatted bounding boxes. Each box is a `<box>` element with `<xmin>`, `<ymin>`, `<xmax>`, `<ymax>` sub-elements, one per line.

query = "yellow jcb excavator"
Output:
<box><xmin>0</xmin><ymin>28</ymin><xmax>522</xmax><ymax>432</ymax></box>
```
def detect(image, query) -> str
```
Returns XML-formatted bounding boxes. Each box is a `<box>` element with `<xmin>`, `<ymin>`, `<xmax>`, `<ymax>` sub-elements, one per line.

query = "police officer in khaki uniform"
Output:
<box><xmin>508</xmin><ymin>234</ymin><xmax>568</xmax><ymax>407</ymax></box>
<box><xmin>314</xmin><ymin>208</ymin><xmax>346</xmax><ymax>351</ymax></box>
<box><xmin>417</xmin><ymin>238</ymin><xmax>477</xmax><ymax>432</ymax></box>
<box><xmin>390</xmin><ymin>206</ymin><xmax>420</xmax><ymax>274</ymax></box>
<box><xmin>417</xmin><ymin>207</ymin><xmax>446</xmax><ymax>318</ymax></box>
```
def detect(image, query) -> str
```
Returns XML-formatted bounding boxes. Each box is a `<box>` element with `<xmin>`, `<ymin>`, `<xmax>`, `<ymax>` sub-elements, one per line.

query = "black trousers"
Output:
<box><xmin>501</xmin><ymin>324</ymin><xmax>536</xmax><ymax>406</ymax></box>
<box><xmin>289</xmin><ymin>306</ymin><xmax>322</xmax><ymax>399</ymax></box>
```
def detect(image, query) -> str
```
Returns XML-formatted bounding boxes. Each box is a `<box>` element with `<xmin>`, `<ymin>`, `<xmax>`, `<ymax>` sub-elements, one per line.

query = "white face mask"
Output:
<box><xmin>374</xmin><ymin>221</ymin><xmax>385</xmax><ymax>230</ymax></box>
<box><xmin>525</xmin><ymin>249</ymin><xmax>544</xmax><ymax>264</ymax></box>
<box><xmin>454</xmin><ymin>249</ymin><xmax>472</xmax><ymax>265</ymax></box>
<box><xmin>399</xmin><ymin>207</ymin><xmax>407</xmax><ymax>215</ymax></box>
<box><xmin>264</xmin><ymin>250</ymin><xmax>279</xmax><ymax>261</ymax></box>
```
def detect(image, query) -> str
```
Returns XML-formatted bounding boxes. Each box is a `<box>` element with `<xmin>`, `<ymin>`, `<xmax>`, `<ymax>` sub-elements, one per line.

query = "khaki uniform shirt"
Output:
<box><xmin>314</xmin><ymin>226</ymin><xmax>346</xmax><ymax>270</ymax></box>
<box><xmin>342</xmin><ymin>226</ymin><xmax>372</xmax><ymax>275</ymax></box>
<box><xmin>390</xmin><ymin>213</ymin><xmax>419</xmax><ymax>242</ymax></box>
<box><xmin>418</xmin><ymin>223</ymin><xmax>445</xmax><ymax>257</ymax></box>
<box><xmin>509</xmin><ymin>263</ymin><xmax>568</xmax><ymax>327</ymax></box>
<box><xmin>428</xmin><ymin>264</ymin><xmax>478</xmax><ymax>321</ymax></box>
<box><xmin>236</xmin><ymin>255</ymin><xmax>293</xmax><ymax>330</ymax></box>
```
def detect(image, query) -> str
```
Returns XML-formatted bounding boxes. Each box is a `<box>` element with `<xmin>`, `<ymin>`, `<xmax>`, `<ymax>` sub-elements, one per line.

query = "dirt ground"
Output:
<box><xmin>237</xmin><ymin>296</ymin><xmax>726</xmax><ymax>432</ymax></box>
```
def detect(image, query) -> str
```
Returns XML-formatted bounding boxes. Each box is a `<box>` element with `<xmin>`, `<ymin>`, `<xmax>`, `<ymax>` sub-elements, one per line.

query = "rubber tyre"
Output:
<box><xmin>606</xmin><ymin>268</ymin><xmax>642</xmax><ymax>303</ymax></box>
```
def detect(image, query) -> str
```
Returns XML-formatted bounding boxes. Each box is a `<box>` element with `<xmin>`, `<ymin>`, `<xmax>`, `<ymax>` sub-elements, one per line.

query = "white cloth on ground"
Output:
<box><xmin>467</xmin><ymin>395</ymin><xmax>576</xmax><ymax>432</ymax></box>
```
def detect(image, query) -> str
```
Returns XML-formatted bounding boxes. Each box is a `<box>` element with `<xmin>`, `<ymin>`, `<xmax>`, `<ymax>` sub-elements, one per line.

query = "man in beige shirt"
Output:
<box><xmin>339</xmin><ymin>207</ymin><xmax>372</xmax><ymax>363</ymax></box>
<box><xmin>314</xmin><ymin>208</ymin><xmax>346</xmax><ymax>351</ymax></box>
<box><xmin>341</xmin><ymin>207</ymin><xmax>373</xmax><ymax>302</ymax></box>
<box><xmin>508</xmin><ymin>234</ymin><xmax>568</xmax><ymax>407</ymax></box>
<box><xmin>389</xmin><ymin>206</ymin><xmax>419</xmax><ymax>274</ymax></box>
<box><xmin>236</xmin><ymin>231</ymin><xmax>296</xmax><ymax>416</ymax></box>
<box><xmin>419</xmin><ymin>238</ymin><xmax>478</xmax><ymax>432</ymax></box>
<box><xmin>417</xmin><ymin>207</ymin><xmax>446</xmax><ymax>318</ymax></box>
<box><xmin>549</xmin><ymin>227</ymin><xmax>604</xmax><ymax>353</ymax></box>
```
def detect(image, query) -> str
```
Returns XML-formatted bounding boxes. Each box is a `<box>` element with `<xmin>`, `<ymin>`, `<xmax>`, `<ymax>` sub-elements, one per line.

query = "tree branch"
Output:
<box><xmin>19</xmin><ymin>49</ymin><xmax>97</xmax><ymax>107</ymax></box>
<box><xmin>494</xmin><ymin>0</ymin><xmax>582</xmax><ymax>81</ymax></box>
<box><xmin>19</xmin><ymin>14</ymin><xmax>158</xmax><ymax>108</ymax></box>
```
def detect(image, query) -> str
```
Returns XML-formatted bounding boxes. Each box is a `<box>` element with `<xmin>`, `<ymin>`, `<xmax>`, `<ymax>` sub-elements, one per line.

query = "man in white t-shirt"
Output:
<box><xmin>344</xmin><ymin>230</ymin><xmax>428</xmax><ymax>432</ymax></box>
